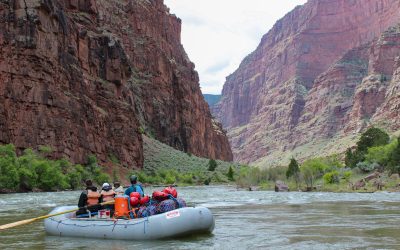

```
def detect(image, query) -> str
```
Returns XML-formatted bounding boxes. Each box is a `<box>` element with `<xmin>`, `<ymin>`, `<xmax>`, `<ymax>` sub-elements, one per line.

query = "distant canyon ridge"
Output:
<box><xmin>212</xmin><ymin>0</ymin><xmax>400</xmax><ymax>166</ymax></box>
<box><xmin>0</xmin><ymin>0</ymin><xmax>233</xmax><ymax>168</ymax></box>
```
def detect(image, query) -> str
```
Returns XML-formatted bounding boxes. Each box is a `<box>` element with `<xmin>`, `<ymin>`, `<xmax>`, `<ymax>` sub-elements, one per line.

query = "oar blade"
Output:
<box><xmin>0</xmin><ymin>218</ymin><xmax>36</xmax><ymax>230</ymax></box>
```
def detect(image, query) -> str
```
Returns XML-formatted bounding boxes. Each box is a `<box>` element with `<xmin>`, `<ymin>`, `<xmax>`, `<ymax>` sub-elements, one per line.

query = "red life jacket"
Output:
<box><xmin>87</xmin><ymin>190</ymin><xmax>101</xmax><ymax>206</ymax></box>
<box><xmin>101</xmin><ymin>190</ymin><xmax>115</xmax><ymax>202</ymax></box>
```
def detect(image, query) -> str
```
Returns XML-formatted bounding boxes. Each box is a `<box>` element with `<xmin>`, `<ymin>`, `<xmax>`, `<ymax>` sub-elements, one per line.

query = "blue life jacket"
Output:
<box><xmin>124</xmin><ymin>183</ymin><xmax>144</xmax><ymax>197</ymax></box>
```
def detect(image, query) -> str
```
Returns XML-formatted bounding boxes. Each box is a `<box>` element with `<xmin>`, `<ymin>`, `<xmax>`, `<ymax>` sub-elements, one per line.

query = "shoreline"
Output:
<box><xmin>2</xmin><ymin>183</ymin><xmax>400</xmax><ymax>195</ymax></box>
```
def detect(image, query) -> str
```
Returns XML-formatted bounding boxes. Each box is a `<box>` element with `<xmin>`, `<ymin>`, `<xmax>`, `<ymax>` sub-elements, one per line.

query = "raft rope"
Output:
<box><xmin>49</xmin><ymin>216</ymin><xmax>149</xmax><ymax>230</ymax></box>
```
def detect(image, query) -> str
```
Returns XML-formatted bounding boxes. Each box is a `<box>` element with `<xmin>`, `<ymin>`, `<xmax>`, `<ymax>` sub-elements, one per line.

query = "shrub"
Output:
<box><xmin>227</xmin><ymin>166</ymin><xmax>235</xmax><ymax>181</ymax></box>
<box><xmin>179</xmin><ymin>173</ymin><xmax>194</xmax><ymax>184</ymax></box>
<box><xmin>356</xmin><ymin>162</ymin><xmax>379</xmax><ymax>173</ymax></box>
<box><xmin>208</xmin><ymin>159</ymin><xmax>217</xmax><ymax>171</ymax></box>
<box><xmin>342</xmin><ymin>171</ymin><xmax>352</xmax><ymax>182</ymax></box>
<box><xmin>38</xmin><ymin>145</ymin><xmax>52</xmax><ymax>154</ymax></box>
<box><xmin>66</xmin><ymin>170</ymin><xmax>82</xmax><ymax>190</ymax></box>
<box><xmin>165</xmin><ymin>172</ymin><xmax>176</xmax><ymax>184</ymax></box>
<box><xmin>323</xmin><ymin>171</ymin><xmax>340</xmax><ymax>184</ymax></box>
<box><xmin>34</xmin><ymin>161</ymin><xmax>68</xmax><ymax>191</ymax></box>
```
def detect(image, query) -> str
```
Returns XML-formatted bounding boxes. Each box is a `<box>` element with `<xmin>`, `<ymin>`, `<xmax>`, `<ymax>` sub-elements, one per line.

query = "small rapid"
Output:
<box><xmin>1</xmin><ymin>186</ymin><xmax>400</xmax><ymax>249</ymax></box>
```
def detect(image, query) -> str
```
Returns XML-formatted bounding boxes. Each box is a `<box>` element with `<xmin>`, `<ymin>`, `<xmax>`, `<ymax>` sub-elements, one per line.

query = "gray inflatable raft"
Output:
<box><xmin>44</xmin><ymin>206</ymin><xmax>214</xmax><ymax>240</ymax></box>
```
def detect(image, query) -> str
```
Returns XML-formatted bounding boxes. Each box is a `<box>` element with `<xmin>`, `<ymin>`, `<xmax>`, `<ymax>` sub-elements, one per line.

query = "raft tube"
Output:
<box><xmin>44</xmin><ymin>206</ymin><xmax>214</xmax><ymax>240</ymax></box>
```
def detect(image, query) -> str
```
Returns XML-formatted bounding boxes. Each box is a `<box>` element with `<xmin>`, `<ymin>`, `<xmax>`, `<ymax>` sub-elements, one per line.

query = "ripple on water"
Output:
<box><xmin>1</xmin><ymin>186</ymin><xmax>400</xmax><ymax>249</ymax></box>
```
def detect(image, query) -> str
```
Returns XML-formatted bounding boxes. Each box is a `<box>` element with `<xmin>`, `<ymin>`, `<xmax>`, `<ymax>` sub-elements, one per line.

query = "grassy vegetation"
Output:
<box><xmin>238</xmin><ymin>127</ymin><xmax>400</xmax><ymax>192</ymax></box>
<box><xmin>134</xmin><ymin>136</ymin><xmax>241</xmax><ymax>186</ymax></box>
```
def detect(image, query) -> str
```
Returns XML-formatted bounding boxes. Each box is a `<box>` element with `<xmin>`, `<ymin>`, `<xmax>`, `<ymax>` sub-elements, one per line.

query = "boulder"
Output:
<box><xmin>275</xmin><ymin>181</ymin><xmax>289</xmax><ymax>192</ymax></box>
<box><xmin>373</xmin><ymin>179</ymin><xmax>384</xmax><ymax>190</ymax></box>
<box><xmin>353</xmin><ymin>179</ymin><xmax>366</xmax><ymax>190</ymax></box>
<box><xmin>364</xmin><ymin>172</ymin><xmax>381</xmax><ymax>182</ymax></box>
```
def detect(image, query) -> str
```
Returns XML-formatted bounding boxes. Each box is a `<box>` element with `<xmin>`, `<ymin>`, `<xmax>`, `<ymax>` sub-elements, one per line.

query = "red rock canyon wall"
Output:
<box><xmin>0</xmin><ymin>0</ymin><xmax>233</xmax><ymax>168</ymax></box>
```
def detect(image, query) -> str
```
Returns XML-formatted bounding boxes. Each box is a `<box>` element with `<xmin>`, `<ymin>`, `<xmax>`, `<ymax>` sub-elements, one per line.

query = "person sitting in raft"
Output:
<box><xmin>100</xmin><ymin>183</ymin><xmax>116</xmax><ymax>215</ymax></box>
<box><xmin>124</xmin><ymin>175</ymin><xmax>144</xmax><ymax>197</ymax></box>
<box><xmin>76</xmin><ymin>179</ymin><xmax>102</xmax><ymax>216</ymax></box>
<box><xmin>113</xmin><ymin>181</ymin><xmax>124</xmax><ymax>195</ymax></box>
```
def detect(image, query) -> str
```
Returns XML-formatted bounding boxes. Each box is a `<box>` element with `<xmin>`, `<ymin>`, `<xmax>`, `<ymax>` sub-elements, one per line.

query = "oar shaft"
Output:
<box><xmin>0</xmin><ymin>200</ymin><xmax>115</xmax><ymax>230</ymax></box>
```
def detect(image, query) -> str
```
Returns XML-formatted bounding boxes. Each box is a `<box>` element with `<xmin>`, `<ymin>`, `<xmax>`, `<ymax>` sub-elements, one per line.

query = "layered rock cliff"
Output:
<box><xmin>0</xmin><ymin>0</ymin><xmax>233</xmax><ymax>168</ymax></box>
<box><xmin>215</xmin><ymin>0</ymin><xmax>400</xmax><ymax>165</ymax></box>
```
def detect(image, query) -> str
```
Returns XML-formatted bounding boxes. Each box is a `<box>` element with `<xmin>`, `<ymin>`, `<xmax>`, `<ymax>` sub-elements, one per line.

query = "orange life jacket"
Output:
<box><xmin>101</xmin><ymin>190</ymin><xmax>115</xmax><ymax>202</ymax></box>
<box><xmin>87</xmin><ymin>190</ymin><xmax>101</xmax><ymax>206</ymax></box>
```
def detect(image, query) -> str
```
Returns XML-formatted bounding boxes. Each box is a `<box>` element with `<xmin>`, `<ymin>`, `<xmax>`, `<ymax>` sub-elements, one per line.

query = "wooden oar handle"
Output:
<box><xmin>0</xmin><ymin>200</ymin><xmax>115</xmax><ymax>230</ymax></box>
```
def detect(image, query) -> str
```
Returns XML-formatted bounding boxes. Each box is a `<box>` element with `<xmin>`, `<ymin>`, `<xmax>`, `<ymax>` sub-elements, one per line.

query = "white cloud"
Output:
<box><xmin>164</xmin><ymin>0</ymin><xmax>307</xmax><ymax>94</ymax></box>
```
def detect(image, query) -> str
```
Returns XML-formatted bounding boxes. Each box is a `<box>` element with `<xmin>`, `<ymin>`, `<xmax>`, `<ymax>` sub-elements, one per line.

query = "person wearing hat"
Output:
<box><xmin>76</xmin><ymin>179</ymin><xmax>101</xmax><ymax>216</ymax></box>
<box><xmin>113</xmin><ymin>182</ymin><xmax>124</xmax><ymax>195</ymax></box>
<box><xmin>100</xmin><ymin>183</ymin><xmax>116</xmax><ymax>202</ymax></box>
<box><xmin>124</xmin><ymin>175</ymin><xmax>144</xmax><ymax>197</ymax></box>
<box><xmin>100</xmin><ymin>183</ymin><xmax>116</xmax><ymax>215</ymax></box>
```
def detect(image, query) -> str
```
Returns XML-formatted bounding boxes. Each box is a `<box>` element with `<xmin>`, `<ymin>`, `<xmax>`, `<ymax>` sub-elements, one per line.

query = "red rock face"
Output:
<box><xmin>0</xmin><ymin>0</ymin><xmax>232</xmax><ymax>168</ymax></box>
<box><xmin>215</xmin><ymin>0</ymin><xmax>400</xmax><ymax>164</ymax></box>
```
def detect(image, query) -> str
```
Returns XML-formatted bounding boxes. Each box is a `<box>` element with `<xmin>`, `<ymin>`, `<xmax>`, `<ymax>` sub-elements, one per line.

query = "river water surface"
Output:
<box><xmin>1</xmin><ymin>186</ymin><xmax>400</xmax><ymax>249</ymax></box>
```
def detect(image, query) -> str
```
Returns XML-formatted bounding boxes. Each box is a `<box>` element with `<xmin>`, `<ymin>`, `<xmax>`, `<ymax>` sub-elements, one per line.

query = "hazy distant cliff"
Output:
<box><xmin>214</xmin><ymin>0</ymin><xmax>400</xmax><ymax>165</ymax></box>
<box><xmin>0</xmin><ymin>0</ymin><xmax>233</xmax><ymax>168</ymax></box>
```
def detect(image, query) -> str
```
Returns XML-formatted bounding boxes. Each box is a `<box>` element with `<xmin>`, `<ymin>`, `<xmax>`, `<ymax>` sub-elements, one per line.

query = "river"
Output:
<box><xmin>1</xmin><ymin>186</ymin><xmax>400</xmax><ymax>249</ymax></box>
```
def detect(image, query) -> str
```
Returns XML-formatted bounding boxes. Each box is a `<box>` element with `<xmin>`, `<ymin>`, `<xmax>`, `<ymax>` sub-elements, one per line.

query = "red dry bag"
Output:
<box><xmin>163</xmin><ymin>186</ymin><xmax>178</xmax><ymax>198</ymax></box>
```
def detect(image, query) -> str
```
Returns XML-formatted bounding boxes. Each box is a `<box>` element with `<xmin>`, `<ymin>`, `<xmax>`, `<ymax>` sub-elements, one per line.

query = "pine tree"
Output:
<box><xmin>287</xmin><ymin>158</ymin><xmax>301</xmax><ymax>190</ymax></box>
<box><xmin>357</xmin><ymin>127</ymin><xmax>390</xmax><ymax>153</ymax></box>
<box><xmin>345</xmin><ymin>148</ymin><xmax>356</xmax><ymax>168</ymax></box>
<box><xmin>286</xmin><ymin>157</ymin><xmax>300</xmax><ymax>179</ymax></box>
<box><xmin>227</xmin><ymin>166</ymin><xmax>235</xmax><ymax>181</ymax></box>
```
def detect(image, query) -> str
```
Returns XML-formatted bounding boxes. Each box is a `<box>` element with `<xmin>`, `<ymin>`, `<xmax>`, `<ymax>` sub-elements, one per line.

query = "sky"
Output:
<box><xmin>164</xmin><ymin>0</ymin><xmax>307</xmax><ymax>94</ymax></box>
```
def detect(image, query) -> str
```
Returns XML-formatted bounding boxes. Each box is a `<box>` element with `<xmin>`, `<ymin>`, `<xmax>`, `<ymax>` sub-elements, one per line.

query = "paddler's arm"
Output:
<box><xmin>77</xmin><ymin>191</ymin><xmax>87</xmax><ymax>209</ymax></box>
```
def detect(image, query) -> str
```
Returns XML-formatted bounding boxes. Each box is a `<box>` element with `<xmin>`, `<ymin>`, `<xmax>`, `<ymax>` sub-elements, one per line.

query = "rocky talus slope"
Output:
<box><xmin>214</xmin><ymin>0</ymin><xmax>400</xmax><ymax>165</ymax></box>
<box><xmin>0</xmin><ymin>0</ymin><xmax>232</xmax><ymax>168</ymax></box>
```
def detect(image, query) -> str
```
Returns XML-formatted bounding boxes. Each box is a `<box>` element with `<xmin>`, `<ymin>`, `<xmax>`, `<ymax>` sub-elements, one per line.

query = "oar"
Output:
<box><xmin>0</xmin><ymin>200</ymin><xmax>115</xmax><ymax>230</ymax></box>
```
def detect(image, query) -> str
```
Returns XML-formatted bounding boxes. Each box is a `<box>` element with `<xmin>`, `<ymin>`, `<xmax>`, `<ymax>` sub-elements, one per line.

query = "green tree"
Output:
<box><xmin>66</xmin><ymin>166</ymin><xmax>83</xmax><ymax>189</ymax></box>
<box><xmin>388</xmin><ymin>137</ymin><xmax>400</xmax><ymax>175</ymax></box>
<box><xmin>301</xmin><ymin>158</ymin><xmax>329</xmax><ymax>189</ymax></box>
<box><xmin>286</xmin><ymin>158</ymin><xmax>300</xmax><ymax>179</ymax></box>
<box><xmin>0</xmin><ymin>144</ymin><xmax>19</xmax><ymax>190</ymax></box>
<box><xmin>227</xmin><ymin>166</ymin><xmax>235</xmax><ymax>181</ymax></box>
<box><xmin>365</xmin><ymin>139</ymin><xmax>397</xmax><ymax>167</ymax></box>
<box><xmin>345</xmin><ymin>148</ymin><xmax>365</xmax><ymax>169</ymax></box>
<box><xmin>208</xmin><ymin>159</ymin><xmax>217</xmax><ymax>171</ymax></box>
<box><xmin>357</xmin><ymin>127</ymin><xmax>390</xmax><ymax>154</ymax></box>
<box><xmin>94</xmin><ymin>172</ymin><xmax>110</xmax><ymax>185</ymax></box>
<box><xmin>286</xmin><ymin>158</ymin><xmax>300</xmax><ymax>189</ymax></box>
